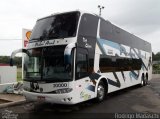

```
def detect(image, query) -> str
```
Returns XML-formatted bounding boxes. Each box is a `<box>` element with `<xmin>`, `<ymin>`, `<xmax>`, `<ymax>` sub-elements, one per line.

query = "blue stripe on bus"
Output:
<box><xmin>97</xmin><ymin>38</ymin><xmax>120</xmax><ymax>51</ymax></box>
<box><xmin>107</xmin><ymin>78</ymin><xmax>121</xmax><ymax>88</ymax></box>
<box><xmin>129</xmin><ymin>71</ymin><xmax>139</xmax><ymax>80</ymax></box>
<box><xmin>86</xmin><ymin>85</ymin><xmax>95</xmax><ymax>92</ymax></box>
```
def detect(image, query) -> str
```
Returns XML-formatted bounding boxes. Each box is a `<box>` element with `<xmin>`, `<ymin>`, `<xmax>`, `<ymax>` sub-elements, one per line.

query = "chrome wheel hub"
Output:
<box><xmin>97</xmin><ymin>85</ymin><xmax>105</xmax><ymax>100</ymax></box>
<box><xmin>141</xmin><ymin>79</ymin><xmax>144</xmax><ymax>85</ymax></box>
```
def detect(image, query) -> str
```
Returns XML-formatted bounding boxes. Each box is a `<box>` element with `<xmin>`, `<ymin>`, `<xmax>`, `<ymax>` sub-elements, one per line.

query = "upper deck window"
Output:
<box><xmin>100</xmin><ymin>19</ymin><xmax>112</xmax><ymax>39</ymax></box>
<box><xmin>78</xmin><ymin>14</ymin><xmax>99</xmax><ymax>37</ymax></box>
<box><xmin>30</xmin><ymin>11</ymin><xmax>80</xmax><ymax>41</ymax></box>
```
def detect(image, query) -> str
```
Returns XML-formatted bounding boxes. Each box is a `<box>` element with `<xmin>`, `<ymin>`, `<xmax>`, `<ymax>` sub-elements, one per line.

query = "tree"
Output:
<box><xmin>0</xmin><ymin>56</ymin><xmax>22</xmax><ymax>67</ymax></box>
<box><xmin>152</xmin><ymin>52</ymin><xmax>160</xmax><ymax>61</ymax></box>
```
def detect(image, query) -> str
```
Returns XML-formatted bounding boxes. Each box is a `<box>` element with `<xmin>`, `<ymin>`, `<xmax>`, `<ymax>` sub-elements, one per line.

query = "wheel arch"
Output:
<box><xmin>95</xmin><ymin>76</ymin><xmax>108</xmax><ymax>97</ymax></box>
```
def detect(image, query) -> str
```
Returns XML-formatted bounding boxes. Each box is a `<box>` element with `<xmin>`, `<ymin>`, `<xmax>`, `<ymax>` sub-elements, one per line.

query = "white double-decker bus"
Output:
<box><xmin>11</xmin><ymin>11</ymin><xmax>152</xmax><ymax>104</ymax></box>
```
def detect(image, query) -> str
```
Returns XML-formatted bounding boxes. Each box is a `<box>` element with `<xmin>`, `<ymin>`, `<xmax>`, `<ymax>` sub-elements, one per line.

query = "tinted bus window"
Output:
<box><xmin>76</xmin><ymin>53</ymin><xmax>88</xmax><ymax>79</ymax></box>
<box><xmin>99</xmin><ymin>55</ymin><xmax>142</xmax><ymax>73</ymax></box>
<box><xmin>30</xmin><ymin>12</ymin><xmax>80</xmax><ymax>41</ymax></box>
<box><xmin>100</xmin><ymin>19</ymin><xmax>112</xmax><ymax>39</ymax></box>
<box><xmin>78</xmin><ymin>14</ymin><xmax>98</xmax><ymax>37</ymax></box>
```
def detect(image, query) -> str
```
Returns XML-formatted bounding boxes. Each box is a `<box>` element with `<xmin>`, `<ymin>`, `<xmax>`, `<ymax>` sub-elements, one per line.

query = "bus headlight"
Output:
<box><xmin>55</xmin><ymin>88</ymin><xmax>73</xmax><ymax>94</ymax></box>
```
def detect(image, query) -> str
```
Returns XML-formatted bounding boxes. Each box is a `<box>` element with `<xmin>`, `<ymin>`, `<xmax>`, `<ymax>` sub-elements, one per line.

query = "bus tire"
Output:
<box><xmin>140</xmin><ymin>74</ymin><xmax>145</xmax><ymax>87</ymax></box>
<box><xmin>95</xmin><ymin>81</ymin><xmax>106</xmax><ymax>102</ymax></box>
<box><xmin>145</xmin><ymin>73</ymin><xmax>148</xmax><ymax>85</ymax></box>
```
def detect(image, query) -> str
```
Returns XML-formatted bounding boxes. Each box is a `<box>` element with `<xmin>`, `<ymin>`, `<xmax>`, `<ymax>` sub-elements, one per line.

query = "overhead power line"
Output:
<box><xmin>0</xmin><ymin>39</ymin><xmax>21</xmax><ymax>41</ymax></box>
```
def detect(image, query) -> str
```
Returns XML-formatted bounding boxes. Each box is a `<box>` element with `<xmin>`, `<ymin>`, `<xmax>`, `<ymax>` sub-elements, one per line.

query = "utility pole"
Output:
<box><xmin>98</xmin><ymin>5</ymin><xmax>105</xmax><ymax>17</ymax></box>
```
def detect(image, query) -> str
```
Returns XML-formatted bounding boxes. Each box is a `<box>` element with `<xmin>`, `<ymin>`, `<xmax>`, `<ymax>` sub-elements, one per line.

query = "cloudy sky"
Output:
<box><xmin>0</xmin><ymin>0</ymin><xmax>159</xmax><ymax>56</ymax></box>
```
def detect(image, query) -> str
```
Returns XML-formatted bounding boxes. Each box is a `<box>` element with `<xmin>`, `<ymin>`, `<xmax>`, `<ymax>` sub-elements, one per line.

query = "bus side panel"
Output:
<box><xmin>95</xmin><ymin>38</ymin><xmax>152</xmax><ymax>93</ymax></box>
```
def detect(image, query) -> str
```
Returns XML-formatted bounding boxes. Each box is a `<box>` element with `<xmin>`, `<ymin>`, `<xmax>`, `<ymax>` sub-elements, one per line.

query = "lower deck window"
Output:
<box><xmin>99</xmin><ymin>55</ymin><xmax>142</xmax><ymax>73</ymax></box>
<box><xmin>76</xmin><ymin>53</ymin><xmax>88</xmax><ymax>79</ymax></box>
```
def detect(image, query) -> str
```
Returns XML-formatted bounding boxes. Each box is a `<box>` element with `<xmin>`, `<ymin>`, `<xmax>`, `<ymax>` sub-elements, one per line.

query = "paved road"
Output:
<box><xmin>0</xmin><ymin>79</ymin><xmax>160</xmax><ymax>119</ymax></box>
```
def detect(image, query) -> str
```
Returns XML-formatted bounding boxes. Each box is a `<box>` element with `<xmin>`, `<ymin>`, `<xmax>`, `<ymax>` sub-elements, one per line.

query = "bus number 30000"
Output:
<box><xmin>53</xmin><ymin>83</ymin><xmax>68</xmax><ymax>88</ymax></box>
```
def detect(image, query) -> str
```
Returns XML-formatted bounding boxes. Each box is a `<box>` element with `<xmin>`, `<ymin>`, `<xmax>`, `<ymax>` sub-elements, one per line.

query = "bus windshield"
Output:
<box><xmin>24</xmin><ymin>46</ymin><xmax>73</xmax><ymax>82</ymax></box>
<box><xmin>30</xmin><ymin>11</ymin><xmax>80</xmax><ymax>41</ymax></box>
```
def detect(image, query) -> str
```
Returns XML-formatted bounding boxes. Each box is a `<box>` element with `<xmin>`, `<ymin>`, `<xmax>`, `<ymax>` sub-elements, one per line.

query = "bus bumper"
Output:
<box><xmin>23</xmin><ymin>90</ymin><xmax>78</xmax><ymax>105</ymax></box>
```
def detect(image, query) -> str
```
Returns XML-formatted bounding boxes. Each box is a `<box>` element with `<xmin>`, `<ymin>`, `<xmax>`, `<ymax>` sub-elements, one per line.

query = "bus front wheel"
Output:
<box><xmin>95</xmin><ymin>81</ymin><xmax>106</xmax><ymax>102</ymax></box>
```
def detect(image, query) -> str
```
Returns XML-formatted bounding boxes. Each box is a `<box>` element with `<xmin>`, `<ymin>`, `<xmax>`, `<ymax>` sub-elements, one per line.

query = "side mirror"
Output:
<box><xmin>10</xmin><ymin>58</ymin><xmax>13</xmax><ymax>66</ymax></box>
<box><xmin>64</xmin><ymin>43</ymin><xmax>75</xmax><ymax>73</ymax></box>
<box><xmin>10</xmin><ymin>49</ymin><xmax>30</xmax><ymax>66</ymax></box>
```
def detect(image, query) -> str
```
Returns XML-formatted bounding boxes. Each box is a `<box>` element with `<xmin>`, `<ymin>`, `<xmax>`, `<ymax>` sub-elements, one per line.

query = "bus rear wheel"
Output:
<box><xmin>141</xmin><ymin>74</ymin><xmax>145</xmax><ymax>87</ymax></box>
<box><xmin>95</xmin><ymin>81</ymin><xmax>106</xmax><ymax>102</ymax></box>
<box><xmin>145</xmin><ymin>73</ymin><xmax>148</xmax><ymax>85</ymax></box>
<box><xmin>141</xmin><ymin>78</ymin><xmax>145</xmax><ymax>87</ymax></box>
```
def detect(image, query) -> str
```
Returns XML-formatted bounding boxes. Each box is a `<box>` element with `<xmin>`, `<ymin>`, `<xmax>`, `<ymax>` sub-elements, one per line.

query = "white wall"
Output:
<box><xmin>0</xmin><ymin>66</ymin><xmax>17</xmax><ymax>84</ymax></box>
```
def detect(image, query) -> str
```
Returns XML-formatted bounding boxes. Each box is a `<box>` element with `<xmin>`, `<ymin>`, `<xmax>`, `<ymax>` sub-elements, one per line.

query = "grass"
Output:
<box><xmin>17</xmin><ymin>68</ymin><xmax>22</xmax><ymax>82</ymax></box>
